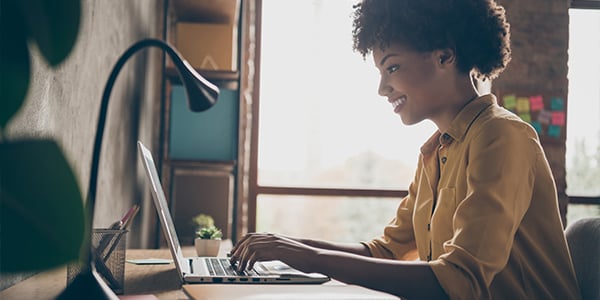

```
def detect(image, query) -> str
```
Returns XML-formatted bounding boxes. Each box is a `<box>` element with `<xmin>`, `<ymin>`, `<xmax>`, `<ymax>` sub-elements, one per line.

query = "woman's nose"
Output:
<box><xmin>378</xmin><ymin>77</ymin><xmax>392</xmax><ymax>97</ymax></box>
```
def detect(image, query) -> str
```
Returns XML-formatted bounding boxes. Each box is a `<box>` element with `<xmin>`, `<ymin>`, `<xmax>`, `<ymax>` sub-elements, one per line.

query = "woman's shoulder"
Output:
<box><xmin>469</xmin><ymin>103</ymin><xmax>540</xmax><ymax>143</ymax></box>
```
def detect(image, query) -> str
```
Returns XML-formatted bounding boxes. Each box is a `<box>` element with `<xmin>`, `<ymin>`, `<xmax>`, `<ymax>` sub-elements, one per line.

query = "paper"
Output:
<box><xmin>516</xmin><ymin>97</ymin><xmax>530</xmax><ymax>113</ymax></box>
<box><xmin>529</xmin><ymin>95</ymin><xmax>544</xmax><ymax>111</ymax></box>
<box><xmin>538</xmin><ymin>110</ymin><xmax>552</xmax><ymax>125</ymax></box>
<box><xmin>519</xmin><ymin>113</ymin><xmax>531</xmax><ymax>123</ymax></box>
<box><xmin>126</xmin><ymin>258</ymin><xmax>173</xmax><ymax>265</ymax></box>
<box><xmin>551</xmin><ymin>111</ymin><xmax>566</xmax><ymax>125</ymax></box>
<box><xmin>551</xmin><ymin>97</ymin><xmax>565</xmax><ymax>111</ymax></box>
<box><xmin>530</xmin><ymin>121</ymin><xmax>543</xmax><ymax>134</ymax></box>
<box><xmin>502</xmin><ymin>94</ymin><xmax>517</xmax><ymax>110</ymax></box>
<box><xmin>548</xmin><ymin>125</ymin><xmax>561</xmax><ymax>138</ymax></box>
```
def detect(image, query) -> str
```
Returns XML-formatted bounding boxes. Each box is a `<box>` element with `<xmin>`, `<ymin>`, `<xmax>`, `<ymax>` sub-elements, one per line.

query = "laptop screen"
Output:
<box><xmin>137</xmin><ymin>141</ymin><xmax>189</xmax><ymax>278</ymax></box>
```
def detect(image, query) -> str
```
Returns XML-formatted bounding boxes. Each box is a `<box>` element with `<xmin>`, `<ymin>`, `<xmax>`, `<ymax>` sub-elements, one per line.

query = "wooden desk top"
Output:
<box><xmin>1</xmin><ymin>247</ymin><xmax>199</xmax><ymax>300</ymax></box>
<box><xmin>1</xmin><ymin>242</ymin><xmax>399</xmax><ymax>300</ymax></box>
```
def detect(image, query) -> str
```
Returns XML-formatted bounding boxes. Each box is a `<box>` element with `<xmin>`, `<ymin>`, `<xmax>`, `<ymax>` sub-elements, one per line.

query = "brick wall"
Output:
<box><xmin>494</xmin><ymin>0</ymin><xmax>570</xmax><ymax>225</ymax></box>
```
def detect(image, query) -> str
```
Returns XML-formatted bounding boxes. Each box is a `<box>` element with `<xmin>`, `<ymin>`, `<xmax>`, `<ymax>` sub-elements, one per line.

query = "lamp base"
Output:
<box><xmin>56</xmin><ymin>267</ymin><xmax>119</xmax><ymax>300</ymax></box>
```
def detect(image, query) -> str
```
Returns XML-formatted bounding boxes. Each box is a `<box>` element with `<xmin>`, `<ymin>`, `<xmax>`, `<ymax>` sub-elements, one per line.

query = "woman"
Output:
<box><xmin>230</xmin><ymin>1</ymin><xmax>580</xmax><ymax>299</ymax></box>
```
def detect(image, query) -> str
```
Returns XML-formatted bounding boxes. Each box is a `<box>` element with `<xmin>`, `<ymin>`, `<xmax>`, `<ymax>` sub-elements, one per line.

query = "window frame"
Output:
<box><xmin>246</xmin><ymin>0</ymin><xmax>409</xmax><ymax>233</ymax></box>
<box><xmin>246</xmin><ymin>0</ymin><xmax>600</xmax><ymax>235</ymax></box>
<box><xmin>566</xmin><ymin>0</ymin><xmax>600</xmax><ymax>205</ymax></box>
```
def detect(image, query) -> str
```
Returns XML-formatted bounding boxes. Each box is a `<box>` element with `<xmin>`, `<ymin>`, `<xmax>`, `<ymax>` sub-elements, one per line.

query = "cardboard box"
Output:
<box><xmin>176</xmin><ymin>22</ymin><xmax>238</xmax><ymax>72</ymax></box>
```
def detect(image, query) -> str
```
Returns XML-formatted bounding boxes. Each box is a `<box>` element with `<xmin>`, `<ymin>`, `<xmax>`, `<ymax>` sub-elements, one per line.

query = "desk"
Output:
<box><xmin>1</xmin><ymin>248</ymin><xmax>191</xmax><ymax>300</ymax></box>
<box><xmin>1</xmin><ymin>245</ymin><xmax>398</xmax><ymax>300</ymax></box>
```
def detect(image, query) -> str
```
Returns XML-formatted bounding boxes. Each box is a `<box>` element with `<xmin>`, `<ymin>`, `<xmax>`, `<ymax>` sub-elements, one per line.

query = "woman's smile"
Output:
<box><xmin>389</xmin><ymin>95</ymin><xmax>407</xmax><ymax>114</ymax></box>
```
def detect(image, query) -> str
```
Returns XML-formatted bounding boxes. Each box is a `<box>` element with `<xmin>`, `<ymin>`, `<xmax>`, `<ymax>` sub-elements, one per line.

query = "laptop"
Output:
<box><xmin>137</xmin><ymin>140</ymin><xmax>330</xmax><ymax>284</ymax></box>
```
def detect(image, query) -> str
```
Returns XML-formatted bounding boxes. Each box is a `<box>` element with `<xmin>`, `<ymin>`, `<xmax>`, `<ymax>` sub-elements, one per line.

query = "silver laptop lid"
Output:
<box><xmin>137</xmin><ymin>141</ymin><xmax>190</xmax><ymax>280</ymax></box>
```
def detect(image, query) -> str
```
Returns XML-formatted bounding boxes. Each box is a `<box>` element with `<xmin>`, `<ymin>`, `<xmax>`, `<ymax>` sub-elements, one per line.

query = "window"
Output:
<box><xmin>566</xmin><ymin>5</ymin><xmax>600</xmax><ymax>226</ymax></box>
<box><xmin>252</xmin><ymin>0</ymin><xmax>435</xmax><ymax>242</ymax></box>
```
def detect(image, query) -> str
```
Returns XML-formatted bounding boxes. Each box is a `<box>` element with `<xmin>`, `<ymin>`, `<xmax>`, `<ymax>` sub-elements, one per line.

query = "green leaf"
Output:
<box><xmin>0</xmin><ymin>0</ymin><xmax>30</xmax><ymax>129</ymax></box>
<box><xmin>0</xmin><ymin>140</ymin><xmax>85</xmax><ymax>272</ymax></box>
<box><xmin>18</xmin><ymin>0</ymin><xmax>81</xmax><ymax>66</ymax></box>
<box><xmin>196</xmin><ymin>226</ymin><xmax>222</xmax><ymax>240</ymax></box>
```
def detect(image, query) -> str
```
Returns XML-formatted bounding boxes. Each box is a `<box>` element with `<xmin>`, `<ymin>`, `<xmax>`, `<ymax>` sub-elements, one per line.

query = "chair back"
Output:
<box><xmin>565</xmin><ymin>217</ymin><xmax>600</xmax><ymax>300</ymax></box>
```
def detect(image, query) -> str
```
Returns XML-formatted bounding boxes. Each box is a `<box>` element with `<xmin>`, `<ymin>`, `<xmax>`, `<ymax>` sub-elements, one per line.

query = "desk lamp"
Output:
<box><xmin>58</xmin><ymin>38</ymin><xmax>219</xmax><ymax>299</ymax></box>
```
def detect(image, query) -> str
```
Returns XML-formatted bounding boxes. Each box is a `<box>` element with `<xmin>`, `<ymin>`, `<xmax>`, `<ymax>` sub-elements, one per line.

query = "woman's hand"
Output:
<box><xmin>229</xmin><ymin>233</ymin><xmax>319</xmax><ymax>273</ymax></box>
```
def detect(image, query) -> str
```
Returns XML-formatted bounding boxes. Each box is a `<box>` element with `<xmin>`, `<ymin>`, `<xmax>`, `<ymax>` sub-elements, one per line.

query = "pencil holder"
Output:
<box><xmin>67</xmin><ymin>228</ymin><xmax>128</xmax><ymax>294</ymax></box>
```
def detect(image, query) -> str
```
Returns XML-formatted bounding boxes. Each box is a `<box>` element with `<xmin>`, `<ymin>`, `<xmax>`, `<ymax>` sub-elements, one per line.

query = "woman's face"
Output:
<box><xmin>373</xmin><ymin>43</ymin><xmax>448</xmax><ymax>126</ymax></box>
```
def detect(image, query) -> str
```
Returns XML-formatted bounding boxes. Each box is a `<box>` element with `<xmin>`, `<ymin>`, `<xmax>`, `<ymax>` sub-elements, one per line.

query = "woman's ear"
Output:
<box><xmin>437</xmin><ymin>48</ymin><xmax>456</xmax><ymax>66</ymax></box>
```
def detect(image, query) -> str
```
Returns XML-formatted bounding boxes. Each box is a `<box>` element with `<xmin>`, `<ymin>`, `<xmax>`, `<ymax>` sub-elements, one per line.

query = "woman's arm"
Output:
<box><xmin>290</xmin><ymin>236</ymin><xmax>372</xmax><ymax>256</ymax></box>
<box><xmin>317</xmin><ymin>248</ymin><xmax>448</xmax><ymax>299</ymax></box>
<box><xmin>229</xmin><ymin>233</ymin><xmax>448</xmax><ymax>299</ymax></box>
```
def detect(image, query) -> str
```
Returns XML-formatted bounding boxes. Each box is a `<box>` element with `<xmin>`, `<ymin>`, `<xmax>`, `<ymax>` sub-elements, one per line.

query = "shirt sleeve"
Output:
<box><xmin>429</xmin><ymin>118</ymin><xmax>538</xmax><ymax>299</ymax></box>
<box><xmin>362</xmin><ymin>161</ymin><xmax>421</xmax><ymax>259</ymax></box>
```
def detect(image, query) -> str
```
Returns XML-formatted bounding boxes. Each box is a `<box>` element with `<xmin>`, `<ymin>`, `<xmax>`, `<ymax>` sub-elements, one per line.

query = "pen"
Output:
<box><xmin>102</xmin><ymin>205</ymin><xmax>140</xmax><ymax>262</ymax></box>
<box><xmin>96</xmin><ymin>204</ymin><xmax>140</xmax><ymax>256</ymax></box>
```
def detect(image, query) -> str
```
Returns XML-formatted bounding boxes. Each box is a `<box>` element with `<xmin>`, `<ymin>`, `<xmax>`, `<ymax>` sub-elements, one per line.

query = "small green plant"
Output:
<box><xmin>196</xmin><ymin>226</ymin><xmax>222</xmax><ymax>240</ymax></box>
<box><xmin>192</xmin><ymin>214</ymin><xmax>222</xmax><ymax>239</ymax></box>
<box><xmin>191</xmin><ymin>213</ymin><xmax>215</xmax><ymax>229</ymax></box>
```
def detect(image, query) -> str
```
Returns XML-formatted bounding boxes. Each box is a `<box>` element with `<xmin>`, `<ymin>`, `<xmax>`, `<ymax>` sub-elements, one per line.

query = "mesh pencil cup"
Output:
<box><xmin>67</xmin><ymin>228</ymin><xmax>128</xmax><ymax>294</ymax></box>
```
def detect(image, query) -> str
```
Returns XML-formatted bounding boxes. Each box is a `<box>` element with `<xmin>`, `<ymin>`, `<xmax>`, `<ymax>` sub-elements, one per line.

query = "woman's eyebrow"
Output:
<box><xmin>379</xmin><ymin>53</ymin><xmax>399</xmax><ymax>67</ymax></box>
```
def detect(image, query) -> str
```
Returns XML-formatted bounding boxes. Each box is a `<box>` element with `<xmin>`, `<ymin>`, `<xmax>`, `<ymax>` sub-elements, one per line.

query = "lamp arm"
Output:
<box><xmin>86</xmin><ymin>38</ymin><xmax>218</xmax><ymax>267</ymax></box>
<box><xmin>60</xmin><ymin>38</ymin><xmax>217</xmax><ymax>299</ymax></box>
<box><xmin>87</xmin><ymin>38</ymin><xmax>187</xmax><ymax>218</ymax></box>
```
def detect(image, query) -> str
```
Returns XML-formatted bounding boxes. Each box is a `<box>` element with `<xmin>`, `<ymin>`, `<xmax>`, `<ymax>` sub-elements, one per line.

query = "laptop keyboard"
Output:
<box><xmin>206</xmin><ymin>258</ymin><xmax>258</xmax><ymax>277</ymax></box>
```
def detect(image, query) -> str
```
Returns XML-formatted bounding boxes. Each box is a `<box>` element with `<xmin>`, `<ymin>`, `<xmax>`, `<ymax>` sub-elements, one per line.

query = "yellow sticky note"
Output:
<box><xmin>516</xmin><ymin>97</ymin><xmax>530</xmax><ymax>113</ymax></box>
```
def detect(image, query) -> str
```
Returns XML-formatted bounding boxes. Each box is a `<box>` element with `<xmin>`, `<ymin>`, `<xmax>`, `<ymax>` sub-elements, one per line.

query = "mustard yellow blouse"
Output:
<box><xmin>363</xmin><ymin>94</ymin><xmax>580</xmax><ymax>299</ymax></box>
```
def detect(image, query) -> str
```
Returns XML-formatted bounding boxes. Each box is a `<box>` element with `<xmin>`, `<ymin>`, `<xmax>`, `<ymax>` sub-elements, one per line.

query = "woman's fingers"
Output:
<box><xmin>230</xmin><ymin>233</ymin><xmax>272</xmax><ymax>270</ymax></box>
<box><xmin>229</xmin><ymin>233</ymin><xmax>317</xmax><ymax>273</ymax></box>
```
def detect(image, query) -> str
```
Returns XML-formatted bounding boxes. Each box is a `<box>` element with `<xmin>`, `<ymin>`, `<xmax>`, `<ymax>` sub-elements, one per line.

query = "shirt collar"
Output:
<box><xmin>420</xmin><ymin>94</ymin><xmax>496</xmax><ymax>155</ymax></box>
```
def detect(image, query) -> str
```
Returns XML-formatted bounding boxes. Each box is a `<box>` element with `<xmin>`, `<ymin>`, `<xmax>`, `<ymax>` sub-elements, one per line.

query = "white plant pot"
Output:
<box><xmin>194</xmin><ymin>238</ymin><xmax>221</xmax><ymax>257</ymax></box>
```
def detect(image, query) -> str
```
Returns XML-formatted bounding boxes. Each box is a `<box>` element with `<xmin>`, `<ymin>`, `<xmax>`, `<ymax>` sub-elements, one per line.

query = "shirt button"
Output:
<box><xmin>441</xmin><ymin>157</ymin><xmax>447</xmax><ymax>164</ymax></box>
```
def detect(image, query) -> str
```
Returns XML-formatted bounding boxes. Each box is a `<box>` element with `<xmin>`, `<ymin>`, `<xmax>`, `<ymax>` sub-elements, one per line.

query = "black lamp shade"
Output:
<box><xmin>167</xmin><ymin>46</ymin><xmax>219</xmax><ymax>112</ymax></box>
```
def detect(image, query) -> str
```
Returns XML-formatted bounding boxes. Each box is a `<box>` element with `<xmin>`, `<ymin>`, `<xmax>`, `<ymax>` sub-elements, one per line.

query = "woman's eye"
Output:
<box><xmin>386</xmin><ymin>64</ymin><xmax>400</xmax><ymax>74</ymax></box>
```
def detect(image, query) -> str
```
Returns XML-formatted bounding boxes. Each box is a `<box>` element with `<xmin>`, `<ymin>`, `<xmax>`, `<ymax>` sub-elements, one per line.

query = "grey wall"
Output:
<box><xmin>2</xmin><ymin>0</ymin><xmax>164</xmax><ymax>289</ymax></box>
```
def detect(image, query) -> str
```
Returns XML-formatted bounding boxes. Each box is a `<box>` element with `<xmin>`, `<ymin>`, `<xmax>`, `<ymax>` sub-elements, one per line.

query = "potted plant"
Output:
<box><xmin>1</xmin><ymin>0</ymin><xmax>86</xmax><ymax>276</ymax></box>
<box><xmin>192</xmin><ymin>214</ymin><xmax>222</xmax><ymax>257</ymax></box>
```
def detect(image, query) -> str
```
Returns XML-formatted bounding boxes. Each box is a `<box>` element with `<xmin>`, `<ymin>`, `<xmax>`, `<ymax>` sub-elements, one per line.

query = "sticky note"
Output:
<box><xmin>538</xmin><ymin>110</ymin><xmax>552</xmax><ymax>124</ymax></box>
<box><xmin>548</xmin><ymin>125</ymin><xmax>561</xmax><ymax>138</ymax></box>
<box><xmin>551</xmin><ymin>97</ymin><xmax>565</xmax><ymax>111</ymax></box>
<box><xmin>530</xmin><ymin>121</ymin><xmax>543</xmax><ymax>134</ymax></box>
<box><xmin>516</xmin><ymin>97</ymin><xmax>530</xmax><ymax>113</ymax></box>
<box><xmin>529</xmin><ymin>95</ymin><xmax>544</xmax><ymax>111</ymax></box>
<box><xmin>551</xmin><ymin>111</ymin><xmax>566</xmax><ymax>125</ymax></box>
<box><xmin>502</xmin><ymin>94</ymin><xmax>517</xmax><ymax>110</ymax></box>
<box><xmin>519</xmin><ymin>113</ymin><xmax>532</xmax><ymax>123</ymax></box>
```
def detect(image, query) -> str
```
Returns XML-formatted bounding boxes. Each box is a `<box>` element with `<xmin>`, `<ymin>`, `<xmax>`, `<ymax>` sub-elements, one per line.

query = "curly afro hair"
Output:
<box><xmin>352</xmin><ymin>0</ymin><xmax>511</xmax><ymax>80</ymax></box>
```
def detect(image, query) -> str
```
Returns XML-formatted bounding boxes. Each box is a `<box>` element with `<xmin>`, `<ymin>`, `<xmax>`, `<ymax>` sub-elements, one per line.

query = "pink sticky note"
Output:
<box><xmin>529</xmin><ymin>95</ymin><xmax>544</xmax><ymax>111</ymax></box>
<box><xmin>551</xmin><ymin>111</ymin><xmax>565</xmax><ymax>125</ymax></box>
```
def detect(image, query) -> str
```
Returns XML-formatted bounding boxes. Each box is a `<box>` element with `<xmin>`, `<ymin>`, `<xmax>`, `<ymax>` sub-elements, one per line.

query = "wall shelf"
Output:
<box><xmin>165</xmin><ymin>67</ymin><xmax>239</xmax><ymax>90</ymax></box>
<box><xmin>172</xmin><ymin>0</ymin><xmax>239</xmax><ymax>23</ymax></box>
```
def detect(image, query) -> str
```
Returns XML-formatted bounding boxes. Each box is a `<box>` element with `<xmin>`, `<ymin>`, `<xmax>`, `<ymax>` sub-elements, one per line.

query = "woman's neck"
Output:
<box><xmin>432</xmin><ymin>75</ymin><xmax>479</xmax><ymax>132</ymax></box>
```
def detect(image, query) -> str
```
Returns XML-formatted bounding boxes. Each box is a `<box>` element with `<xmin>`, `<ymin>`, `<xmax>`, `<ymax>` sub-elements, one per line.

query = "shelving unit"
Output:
<box><xmin>160</xmin><ymin>0</ymin><xmax>241</xmax><ymax>244</ymax></box>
